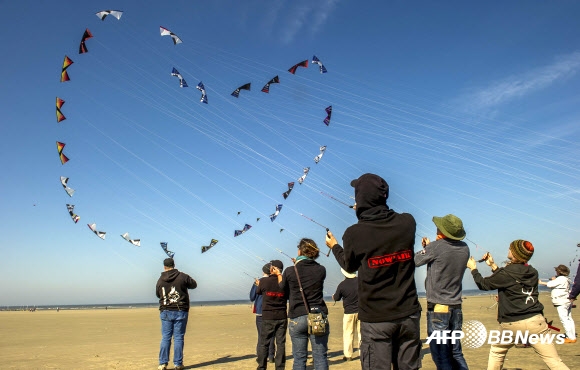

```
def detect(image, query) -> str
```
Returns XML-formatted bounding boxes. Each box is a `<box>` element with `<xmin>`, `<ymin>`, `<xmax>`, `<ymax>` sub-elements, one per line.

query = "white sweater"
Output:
<box><xmin>546</xmin><ymin>276</ymin><xmax>571</xmax><ymax>306</ymax></box>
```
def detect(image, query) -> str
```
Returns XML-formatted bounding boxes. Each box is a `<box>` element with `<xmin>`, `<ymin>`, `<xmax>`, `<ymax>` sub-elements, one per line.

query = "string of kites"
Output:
<box><xmin>55</xmin><ymin>10</ymin><xmax>336</xmax><ymax>258</ymax></box>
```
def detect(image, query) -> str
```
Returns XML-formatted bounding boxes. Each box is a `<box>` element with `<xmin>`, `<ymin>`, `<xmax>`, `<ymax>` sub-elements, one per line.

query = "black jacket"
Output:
<box><xmin>257</xmin><ymin>275</ymin><xmax>287</xmax><ymax>320</ymax></box>
<box><xmin>156</xmin><ymin>269</ymin><xmax>197</xmax><ymax>312</ymax></box>
<box><xmin>280</xmin><ymin>259</ymin><xmax>327</xmax><ymax>319</ymax></box>
<box><xmin>331</xmin><ymin>174</ymin><xmax>420</xmax><ymax>322</ymax></box>
<box><xmin>333</xmin><ymin>277</ymin><xmax>358</xmax><ymax>314</ymax></box>
<box><xmin>471</xmin><ymin>263</ymin><xmax>544</xmax><ymax>323</ymax></box>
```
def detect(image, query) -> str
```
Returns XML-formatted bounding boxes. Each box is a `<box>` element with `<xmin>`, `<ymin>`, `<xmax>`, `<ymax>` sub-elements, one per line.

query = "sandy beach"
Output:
<box><xmin>1</xmin><ymin>294</ymin><xmax>578</xmax><ymax>369</ymax></box>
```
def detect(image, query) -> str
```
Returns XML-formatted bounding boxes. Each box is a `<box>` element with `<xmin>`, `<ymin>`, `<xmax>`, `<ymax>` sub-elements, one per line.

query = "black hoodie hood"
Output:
<box><xmin>351</xmin><ymin>173</ymin><xmax>391</xmax><ymax>221</ymax></box>
<box><xmin>161</xmin><ymin>268</ymin><xmax>180</xmax><ymax>283</ymax></box>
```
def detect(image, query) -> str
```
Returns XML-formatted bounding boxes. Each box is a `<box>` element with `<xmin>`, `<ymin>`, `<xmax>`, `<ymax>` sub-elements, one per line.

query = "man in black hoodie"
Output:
<box><xmin>326</xmin><ymin>173</ymin><xmax>422</xmax><ymax>370</ymax></box>
<box><xmin>156</xmin><ymin>258</ymin><xmax>197</xmax><ymax>370</ymax></box>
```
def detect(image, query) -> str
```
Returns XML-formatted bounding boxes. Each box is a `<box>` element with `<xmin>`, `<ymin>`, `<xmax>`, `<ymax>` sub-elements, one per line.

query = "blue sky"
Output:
<box><xmin>1</xmin><ymin>0</ymin><xmax>580</xmax><ymax>306</ymax></box>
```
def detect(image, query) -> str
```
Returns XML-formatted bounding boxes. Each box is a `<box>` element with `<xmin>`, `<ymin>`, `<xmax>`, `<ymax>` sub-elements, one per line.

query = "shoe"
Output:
<box><xmin>342</xmin><ymin>356</ymin><xmax>352</xmax><ymax>361</ymax></box>
<box><xmin>157</xmin><ymin>365</ymin><xmax>167</xmax><ymax>370</ymax></box>
<box><xmin>268</xmin><ymin>357</ymin><xmax>275</xmax><ymax>363</ymax></box>
<box><xmin>174</xmin><ymin>365</ymin><xmax>185</xmax><ymax>370</ymax></box>
<box><xmin>564</xmin><ymin>338</ymin><xmax>577</xmax><ymax>344</ymax></box>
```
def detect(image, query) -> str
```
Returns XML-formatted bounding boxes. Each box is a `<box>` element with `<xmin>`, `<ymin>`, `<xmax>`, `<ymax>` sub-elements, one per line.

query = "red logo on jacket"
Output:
<box><xmin>368</xmin><ymin>250</ymin><xmax>412</xmax><ymax>268</ymax></box>
<box><xmin>266</xmin><ymin>291</ymin><xmax>284</xmax><ymax>298</ymax></box>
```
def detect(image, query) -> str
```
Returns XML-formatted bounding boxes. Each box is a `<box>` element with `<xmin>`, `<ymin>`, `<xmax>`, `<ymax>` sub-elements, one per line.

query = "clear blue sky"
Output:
<box><xmin>1</xmin><ymin>0</ymin><xmax>579</xmax><ymax>306</ymax></box>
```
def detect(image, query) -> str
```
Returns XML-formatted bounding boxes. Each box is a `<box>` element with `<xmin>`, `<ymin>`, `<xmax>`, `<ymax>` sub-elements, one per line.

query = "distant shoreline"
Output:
<box><xmin>1</xmin><ymin>288</ymin><xmax>551</xmax><ymax>311</ymax></box>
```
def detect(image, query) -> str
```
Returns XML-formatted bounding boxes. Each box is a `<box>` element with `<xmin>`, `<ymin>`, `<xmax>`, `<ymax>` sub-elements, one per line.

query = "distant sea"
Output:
<box><xmin>2</xmin><ymin>287</ymin><xmax>550</xmax><ymax>311</ymax></box>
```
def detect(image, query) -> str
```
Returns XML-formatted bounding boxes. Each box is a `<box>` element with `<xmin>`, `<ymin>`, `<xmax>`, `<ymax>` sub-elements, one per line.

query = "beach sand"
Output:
<box><xmin>1</xmin><ymin>294</ymin><xmax>578</xmax><ymax>369</ymax></box>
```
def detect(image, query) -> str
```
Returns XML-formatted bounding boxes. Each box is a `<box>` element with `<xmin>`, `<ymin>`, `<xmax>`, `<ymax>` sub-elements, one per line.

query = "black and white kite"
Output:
<box><xmin>160</xmin><ymin>26</ymin><xmax>182</xmax><ymax>45</ymax></box>
<box><xmin>160</xmin><ymin>242</ymin><xmax>175</xmax><ymax>258</ymax></box>
<box><xmin>314</xmin><ymin>145</ymin><xmax>327</xmax><ymax>164</ymax></box>
<box><xmin>298</xmin><ymin>167</ymin><xmax>310</xmax><ymax>185</ymax></box>
<box><xmin>121</xmin><ymin>232</ymin><xmax>141</xmax><ymax>247</ymax></box>
<box><xmin>231</xmin><ymin>83</ymin><xmax>251</xmax><ymax>98</ymax></box>
<box><xmin>60</xmin><ymin>176</ymin><xmax>75</xmax><ymax>197</ymax></box>
<box><xmin>323</xmin><ymin>106</ymin><xmax>332</xmax><ymax>126</ymax></box>
<box><xmin>261</xmin><ymin>76</ymin><xmax>279</xmax><ymax>93</ymax></box>
<box><xmin>311</xmin><ymin>55</ymin><xmax>327</xmax><ymax>74</ymax></box>
<box><xmin>171</xmin><ymin>68</ymin><xmax>188</xmax><ymax>88</ymax></box>
<box><xmin>201</xmin><ymin>239</ymin><xmax>218</xmax><ymax>253</ymax></box>
<box><xmin>87</xmin><ymin>223</ymin><xmax>106</xmax><ymax>240</ymax></box>
<box><xmin>197</xmin><ymin>82</ymin><xmax>208</xmax><ymax>104</ymax></box>
<box><xmin>96</xmin><ymin>10</ymin><xmax>123</xmax><ymax>21</ymax></box>
<box><xmin>270</xmin><ymin>204</ymin><xmax>283</xmax><ymax>222</ymax></box>
<box><xmin>66</xmin><ymin>204</ymin><xmax>80</xmax><ymax>223</ymax></box>
<box><xmin>234</xmin><ymin>224</ymin><xmax>252</xmax><ymax>237</ymax></box>
<box><xmin>282</xmin><ymin>182</ymin><xmax>295</xmax><ymax>199</ymax></box>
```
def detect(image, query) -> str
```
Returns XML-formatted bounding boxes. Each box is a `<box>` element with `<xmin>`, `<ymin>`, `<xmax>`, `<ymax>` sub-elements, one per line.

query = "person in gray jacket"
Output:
<box><xmin>415</xmin><ymin>214</ymin><xmax>470</xmax><ymax>370</ymax></box>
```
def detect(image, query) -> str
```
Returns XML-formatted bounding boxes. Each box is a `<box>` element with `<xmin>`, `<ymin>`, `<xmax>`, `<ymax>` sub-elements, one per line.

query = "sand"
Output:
<box><xmin>1</xmin><ymin>293</ymin><xmax>578</xmax><ymax>369</ymax></box>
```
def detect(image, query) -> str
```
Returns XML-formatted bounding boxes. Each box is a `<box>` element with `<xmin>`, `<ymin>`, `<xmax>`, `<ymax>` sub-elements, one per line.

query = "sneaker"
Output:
<box><xmin>268</xmin><ymin>357</ymin><xmax>275</xmax><ymax>363</ymax></box>
<box><xmin>157</xmin><ymin>365</ymin><xmax>167</xmax><ymax>370</ymax></box>
<box><xmin>564</xmin><ymin>338</ymin><xmax>577</xmax><ymax>344</ymax></box>
<box><xmin>342</xmin><ymin>356</ymin><xmax>352</xmax><ymax>361</ymax></box>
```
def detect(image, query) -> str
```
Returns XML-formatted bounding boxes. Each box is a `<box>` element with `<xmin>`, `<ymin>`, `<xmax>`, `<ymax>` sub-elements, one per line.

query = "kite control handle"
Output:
<box><xmin>325</xmin><ymin>228</ymin><xmax>332</xmax><ymax>257</ymax></box>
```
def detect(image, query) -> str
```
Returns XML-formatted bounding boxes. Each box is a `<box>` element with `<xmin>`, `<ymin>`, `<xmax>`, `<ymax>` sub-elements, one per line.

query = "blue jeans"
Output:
<box><xmin>159</xmin><ymin>310</ymin><xmax>189</xmax><ymax>366</ymax></box>
<box><xmin>288</xmin><ymin>314</ymin><xmax>329</xmax><ymax>370</ymax></box>
<box><xmin>427</xmin><ymin>308</ymin><xmax>469</xmax><ymax>370</ymax></box>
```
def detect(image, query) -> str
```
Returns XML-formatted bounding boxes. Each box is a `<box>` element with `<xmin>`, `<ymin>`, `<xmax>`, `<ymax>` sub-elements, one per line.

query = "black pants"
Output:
<box><xmin>256</xmin><ymin>315</ymin><xmax>275</xmax><ymax>358</ymax></box>
<box><xmin>257</xmin><ymin>318</ymin><xmax>287</xmax><ymax>370</ymax></box>
<box><xmin>360</xmin><ymin>312</ymin><xmax>421</xmax><ymax>370</ymax></box>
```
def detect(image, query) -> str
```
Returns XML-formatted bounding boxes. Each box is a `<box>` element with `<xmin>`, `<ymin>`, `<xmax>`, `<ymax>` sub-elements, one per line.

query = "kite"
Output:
<box><xmin>121</xmin><ymin>232</ymin><xmax>141</xmax><ymax>247</ymax></box>
<box><xmin>160</xmin><ymin>242</ymin><xmax>175</xmax><ymax>258</ymax></box>
<box><xmin>231</xmin><ymin>83</ymin><xmax>251</xmax><ymax>98</ymax></box>
<box><xmin>314</xmin><ymin>145</ymin><xmax>327</xmax><ymax>164</ymax></box>
<box><xmin>95</xmin><ymin>10</ymin><xmax>123</xmax><ymax>21</ymax></box>
<box><xmin>56</xmin><ymin>141</ymin><xmax>69</xmax><ymax>165</ymax></box>
<box><xmin>201</xmin><ymin>239</ymin><xmax>218</xmax><ymax>253</ymax></box>
<box><xmin>78</xmin><ymin>29</ymin><xmax>93</xmax><ymax>54</ymax></box>
<box><xmin>261</xmin><ymin>76</ymin><xmax>279</xmax><ymax>93</ymax></box>
<box><xmin>171</xmin><ymin>68</ymin><xmax>188</xmax><ymax>88</ymax></box>
<box><xmin>160</xmin><ymin>26</ymin><xmax>182</xmax><ymax>45</ymax></box>
<box><xmin>237</xmin><ymin>211</ymin><xmax>241</xmax><ymax>216</ymax></box>
<box><xmin>256</xmin><ymin>217</ymin><xmax>261</xmax><ymax>222</ymax></box>
<box><xmin>56</xmin><ymin>97</ymin><xmax>66</xmax><ymax>123</ymax></box>
<box><xmin>60</xmin><ymin>55</ymin><xmax>73</xmax><ymax>82</ymax></box>
<box><xmin>234</xmin><ymin>224</ymin><xmax>252</xmax><ymax>237</ymax></box>
<box><xmin>311</xmin><ymin>55</ymin><xmax>327</xmax><ymax>74</ymax></box>
<box><xmin>282</xmin><ymin>182</ymin><xmax>295</xmax><ymax>199</ymax></box>
<box><xmin>288</xmin><ymin>60</ymin><xmax>308</xmax><ymax>74</ymax></box>
<box><xmin>196</xmin><ymin>82</ymin><xmax>208</xmax><ymax>104</ymax></box>
<box><xmin>87</xmin><ymin>223</ymin><xmax>106</xmax><ymax>240</ymax></box>
<box><xmin>60</xmin><ymin>176</ymin><xmax>75</xmax><ymax>197</ymax></box>
<box><xmin>298</xmin><ymin>167</ymin><xmax>310</xmax><ymax>184</ymax></box>
<box><xmin>280</xmin><ymin>229</ymin><xmax>284</xmax><ymax>233</ymax></box>
<box><xmin>270</xmin><ymin>204</ymin><xmax>283</xmax><ymax>222</ymax></box>
<box><xmin>323</xmin><ymin>106</ymin><xmax>332</xmax><ymax>126</ymax></box>
<box><xmin>66</xmin><ymin>204</ymin><xmax>80</xmax><ymax>223</ymax></box>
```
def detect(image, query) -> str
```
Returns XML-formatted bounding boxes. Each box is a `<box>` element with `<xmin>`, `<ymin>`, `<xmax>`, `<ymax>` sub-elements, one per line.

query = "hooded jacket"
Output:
<box><xmin>156</xmin><ymin>269</ymin><xmax>197</xmax><ymax>312</ymax></box>
<box><xmin>547</xmin><ymin>276</ymin><xmax>571</xmax><ymax>306</ymax></box>
<box><xmin>331</xmin><ymin>173</ymin><xmax>421</xmax><ymax>323</ymax></box>
<box><xmin>471</xmin><ymin>263</ymin><xmax>544</xmax><ymax>323</ymax></box>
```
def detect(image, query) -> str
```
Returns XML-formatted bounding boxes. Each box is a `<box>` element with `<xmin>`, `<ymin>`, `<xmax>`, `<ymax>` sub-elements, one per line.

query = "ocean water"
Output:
<box><xmin>1</xmin><ymin>288</ymin><xmax>532</xmax><ymax>311</ymax></box>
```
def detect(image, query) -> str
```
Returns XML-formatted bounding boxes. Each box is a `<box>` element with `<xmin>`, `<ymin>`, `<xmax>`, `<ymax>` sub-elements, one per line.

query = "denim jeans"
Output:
<box><xmin>159</xmin><ymin>310</ymin><xmax>189</xmax><ymax>366</ymax></box>
<box><xmin>427</xmin><ymin>308</ymin><xmax>469</xmax><ymax>370</ymax></box>
<box><xmin>288</xmin><ymin>314</ymin><xmax>329</xmax><ymax>370</ymax></box>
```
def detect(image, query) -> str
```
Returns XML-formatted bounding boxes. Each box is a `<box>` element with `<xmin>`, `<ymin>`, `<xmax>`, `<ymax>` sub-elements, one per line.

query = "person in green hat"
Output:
<box><xmin>415</xmin><ymin>214</ymin><xmax>470</xmax><ymax>370</ymax></box>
